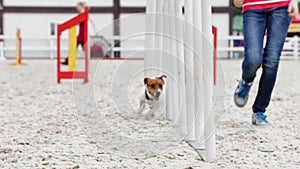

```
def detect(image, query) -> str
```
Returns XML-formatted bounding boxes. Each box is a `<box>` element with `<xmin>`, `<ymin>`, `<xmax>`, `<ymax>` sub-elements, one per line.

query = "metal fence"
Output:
<box><xmin>0</xmin><ymin>35</ymin><xmax>299</xmax><ymax>59</ymax></box>
<box><xmin>218</xmin><ymin>35</ymin><xmax>300</xmax><ymax>59</ymax></box>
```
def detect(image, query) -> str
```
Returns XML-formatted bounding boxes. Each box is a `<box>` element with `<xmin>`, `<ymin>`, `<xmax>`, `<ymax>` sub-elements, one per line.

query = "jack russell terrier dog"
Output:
<box><xmin>137</xmin><ymin>75</ymin><xmax>167</xmax><ymax>120</ymax></box>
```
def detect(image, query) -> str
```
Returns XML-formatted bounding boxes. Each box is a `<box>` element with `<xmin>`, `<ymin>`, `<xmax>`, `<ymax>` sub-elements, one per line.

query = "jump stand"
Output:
<box><xmin>11</xmin><ymin>28</ymin><xmax>25</xmax><ymax>65</ymax></box>
<box><xmin>57</xmin><ymin>7</ymin><xmax>89</xmax><ymax>84</ymax></box>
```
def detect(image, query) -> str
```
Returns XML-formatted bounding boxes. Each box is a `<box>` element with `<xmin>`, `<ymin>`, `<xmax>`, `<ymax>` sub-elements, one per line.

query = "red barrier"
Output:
<box><xmin>212</xmin><ymin>26</ymin><xmax>217</xmax><ymax>86</ymax></box>
<box><xmin>57</xmin><ymin>7</ymin><xmax>89</xmax><ymax>84</ymax></box>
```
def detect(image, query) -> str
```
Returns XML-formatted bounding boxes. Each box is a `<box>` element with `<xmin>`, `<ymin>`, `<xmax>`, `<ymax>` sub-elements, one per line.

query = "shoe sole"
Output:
<box><xmin>252</xmin><ymin>115</ymin><xmax>269</xmax><ymax>126</ymax></box>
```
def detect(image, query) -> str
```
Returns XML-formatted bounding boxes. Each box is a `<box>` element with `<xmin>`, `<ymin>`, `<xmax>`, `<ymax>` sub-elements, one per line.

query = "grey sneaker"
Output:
<box><xmin>234</xmin><ymin>79</ymin><xmax>252</xmax><ymax>107</ymax></box>
<box><xmin>252</xmin><ymin>112</ymin><xmax>269</xmax><ymax>125</ymax></box>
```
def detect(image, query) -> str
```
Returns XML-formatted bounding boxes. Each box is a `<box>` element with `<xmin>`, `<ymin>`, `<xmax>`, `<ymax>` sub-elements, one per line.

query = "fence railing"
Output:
<box><xmin>0</xmin><ymin>35</ymin><xmax>299</xmax><ymax>59</ymax></box>
<box><xmin>218</xmin><ymin>35</ymin><xmax>300</xmax><ymax>59</ymax></box>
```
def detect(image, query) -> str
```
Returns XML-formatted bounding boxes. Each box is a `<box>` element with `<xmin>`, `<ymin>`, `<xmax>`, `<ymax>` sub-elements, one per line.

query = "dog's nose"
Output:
<box><xmin>155</xmin><ymin>91</ymin><xmax>161</xmax><ymax>97</ymax></box>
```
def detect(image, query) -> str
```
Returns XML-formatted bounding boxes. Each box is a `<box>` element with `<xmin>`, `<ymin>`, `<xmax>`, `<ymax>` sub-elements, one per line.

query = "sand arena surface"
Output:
<box><xmin>0</xmin><ymin>60</ymin><xmax>299</xmax><ymax>168</ymax></box>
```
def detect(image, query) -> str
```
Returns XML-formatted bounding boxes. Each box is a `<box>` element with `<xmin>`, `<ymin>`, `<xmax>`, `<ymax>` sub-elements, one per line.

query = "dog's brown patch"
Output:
<box><xmin>144</xmin><ymin>75</ymin><xmax>166</xmax><ymax>94</ymax></box>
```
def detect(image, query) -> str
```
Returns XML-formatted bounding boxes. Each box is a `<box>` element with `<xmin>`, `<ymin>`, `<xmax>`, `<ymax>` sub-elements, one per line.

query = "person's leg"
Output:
<box><xmin>62</xmin><ymin>36</ymin><xmax>83</xmax><ymax>65</ymax></box>
<box><xmin>234</xmin><ymin>10</ymin><xmax>267</xmax><ymax>107</ymax></box>
<box><xmin>252</xmin><ymin>7</ymin><xmax>291</xmax><ymax>113</ymax></box>
<box><xmin>242</xmin><ymin>10</ymin><xmax>267</xmax><ymax>83</ymax></box>
<box><xmin>78</xmin><ymin>41</ymin><xmax>84</xmax><ymax>50</ymax></box>
<box><xmin>62</xmin><ymin>57</ymin><xmax>69</xmax><ymax>65</ymax></box>
<box><xmin>77</xmin><ymin>35</ymin><xmax>84</xmax><ymax>49</ymax></box>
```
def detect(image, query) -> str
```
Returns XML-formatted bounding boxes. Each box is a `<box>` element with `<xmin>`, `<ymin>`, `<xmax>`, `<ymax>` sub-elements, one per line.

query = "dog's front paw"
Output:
<box><xmin>136</xmin><ymin>107</ymin><xmax>144</xmax><ymax>114</ymax></box>
<box><xmin>143</xmin><ymin>111</ymin><xmax>155</xmax><ymax>120</ymax></box>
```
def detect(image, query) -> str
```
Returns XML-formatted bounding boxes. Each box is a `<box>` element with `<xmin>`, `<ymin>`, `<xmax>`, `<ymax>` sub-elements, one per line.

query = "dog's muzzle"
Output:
<box><xmin>153</xmin><ymin>91</ymin><xmax>161</xmax><ymax>101</ymax></box>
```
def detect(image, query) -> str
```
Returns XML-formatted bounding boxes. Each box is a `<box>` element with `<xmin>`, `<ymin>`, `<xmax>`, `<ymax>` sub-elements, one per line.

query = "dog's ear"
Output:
<box><xmin>157</xmin><ymin>75</ymin><xmax>167</xmax><ymax>79</ymax></box>
<box><xmin>144</xmin><ymin>78</ymin><xmax>149</xmax><ymax>85</ymax></box>
<box><xmin>157</xmin><ymin>75</ymin><xmax>167</xmax><ymax>84</ymax></box>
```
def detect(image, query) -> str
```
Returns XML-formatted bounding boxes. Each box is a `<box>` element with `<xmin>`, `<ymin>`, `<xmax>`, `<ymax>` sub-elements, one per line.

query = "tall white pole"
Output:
<box><xmin>174</xmin><ymin>0</ymin><xmax>187</xmax><ymax>136</ymax></box>
<box><xmin>162</xmin><ymin>0</ymin><xmax>173</xmax><ymax>121</ymax></box>
<box><xmin>202</xmin><ymin>0</ymin><xmax>216</xmax><ymax>162</ymax></box>
<box><xmin>184</xmin><ymin>0</ymin><xmax>195</xmax><ymax>141</ymax></box>
<box><xmin>193</xmin><ymin>0</ymin><xmax>205</xmax><ymax>149</ymax></box>
<box><xmin>155</xmin><ymin>0</ymin><xmax>163</xmax><ymax>74</ymax></box>
<box><xmin>168</xmin><ymin>0</ymin><xmax>180</xmax><ymax>126</ymax></box>
<box><xmin>145</xmin><ymin>0</ymin><xmax>156</xmax><ymax>77</ymax></box>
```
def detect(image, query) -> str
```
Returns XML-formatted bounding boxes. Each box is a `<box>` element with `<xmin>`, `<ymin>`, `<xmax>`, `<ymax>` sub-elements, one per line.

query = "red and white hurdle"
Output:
<box><xmin>145</xmin><ymin>0</ymin><xmax>217</xmax><ymax>161</ymax></box>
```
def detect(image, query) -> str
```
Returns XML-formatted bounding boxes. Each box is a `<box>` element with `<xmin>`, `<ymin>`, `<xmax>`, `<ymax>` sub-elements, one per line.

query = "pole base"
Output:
<box><xmin>10</xmin><ymin>63</ymin><xmax>26</xmax><ymax>66</ymax></box>
<box><xmin>185</xmin><ymin>140</ymin><xmax>206</xmax><ymax>161</ymax></box>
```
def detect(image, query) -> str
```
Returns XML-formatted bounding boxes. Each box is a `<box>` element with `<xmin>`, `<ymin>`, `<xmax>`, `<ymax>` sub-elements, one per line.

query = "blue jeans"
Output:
<box><xmin>242</xmin><ymin>6</ymin><xmax>291</xmax><ymax>113</ymax></box>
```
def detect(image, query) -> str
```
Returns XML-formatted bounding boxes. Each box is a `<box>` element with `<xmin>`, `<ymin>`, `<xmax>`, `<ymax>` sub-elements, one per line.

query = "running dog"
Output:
<box><xmin>137</xmin><ymin>75</ymin><xmax>167</xmax><ymax>119</ymax></box>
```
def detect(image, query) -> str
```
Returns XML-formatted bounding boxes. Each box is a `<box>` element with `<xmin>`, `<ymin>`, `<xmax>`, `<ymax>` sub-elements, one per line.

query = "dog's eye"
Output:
<box><xmin>159</xmin><ymin>84</ymin><xmax>163</xmax><ymax>88</ymax></box>
<box><xmin>150</xmin><ymin>84</ymin><xmax>155</xmax><ymax>88</ymax></box>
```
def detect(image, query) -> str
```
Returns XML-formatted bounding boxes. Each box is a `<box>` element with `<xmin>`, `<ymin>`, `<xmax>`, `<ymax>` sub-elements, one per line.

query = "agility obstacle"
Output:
<box><xmin>145</xmin><ymin>0</ymin><xmax>217</xmax><ymax>161</ymax></box>
<box><xmin>10</xmin><ymin>28</ymin><xmax>25</xmax><ymax>65</ymax></box>
<box><xmin>57</xmin><ymin>7</ymin><xmax>89</xmax><ymax>84</ymax></box>
<box><xmin>16</xmin><ymin>28</ymin><xmax>22</xmax><ymax>64</ymax></box>
<box><xmin>11</xmin><ymin>28</ymin><xmax>23</xmax><ymax>65</ymax></box>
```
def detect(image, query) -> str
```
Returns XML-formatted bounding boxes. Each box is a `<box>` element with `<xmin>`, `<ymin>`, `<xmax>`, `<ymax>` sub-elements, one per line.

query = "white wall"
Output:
<box><xmin>1</xmin><ymin>1</ymin><xmax>231</xmax><ymax>58</ymax></box>
<box><xmin>3</xmin><ymin>13</ymin><xmax>113</xmax><ymax>38</ymax></box>
<box><xmin>212</xmin><ymin>13</ymin><xmax>230</xmax><ymax>58</ymax></box>
<box><xmin>211</xmin><ymin>0</ymin><xmax>230</xmax><ymax>7</ymax></box>
<box><xmin>3</xmin><ymin>0</ymin><xmax>113</xmax><ymax>7</ymax></box>
<box><xmin>120</xmin><ymin>0</ymin><xmax>146</xmax><ymax>7</ymax></box>
<box><xmin>3</xmin><ymin>13</ymin><xmax>113</xmax><ymax>58</ymax></box>
<box><xmin>3</xmin><ymin>0</ymin><xmax>152</xmax><ymax>7</ymax></box>
<box><xmin>212</xmin><ymin>14</ymin><xmax>229</xmax><ymax>39</ymax></box>
<box><xmin>120</xmin><ymin>14</ymin><xmax>146</xmax><ymax>57</ymax></box>
<box><xmin>4</xmin><ymin>13</ymin><xmax>73</xmax><ymax>38</ymax></box>
<box><xmin>120</xmin><ymin>14</ymin><xmax>145</xmax><ymax>37</ymax></box>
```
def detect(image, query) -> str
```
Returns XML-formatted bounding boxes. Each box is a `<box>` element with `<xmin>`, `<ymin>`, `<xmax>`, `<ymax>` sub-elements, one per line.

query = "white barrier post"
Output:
<box><xmin>202</xmin><ymin>0</ymin><xmax>216</xmax><ymax>162</ymax></box>
<box><xmin>50</xmin><ymin>37</ymin><xmax>54</xmax><ymax>59</ymax></box>
<box><xmin>0</xmin><ymin>39</ymin><xmax>5</xmax><ymax>60</ymax></box>
<box><xmin>174</xmin><ymin>0</ymin><xmax>187</xmax><ymax>135</ymax></box>
<box><xmin>168</xmin><ymin>0</ymin><xmax>180</xmax><ymax>126</ymax></box>
<box><xmin>193</xmin><ymin>0</ymin><xmax>205</xmax><ymax>149</ymax></box>
<box><xmin>162</xmin><ymin>0</ymin><xmax>174</xmax><ymax>121</ymax></box>
<box><xmin>294</xmin><ymin>36</ymin><xmax>299</xmax><ymax>59</ymax></box>
<box><xmin>155</xmin><ymin>0</ymin><xmax>163</xmax><ymax>72</ymax></box>
<box><xmin>184</xmin><ymin>0</ymin><xmax>195</xmax><ymax>141</ymax></box>
<box><xmin>145</xmin><ymin>0</ymin><xmax>156</xmax><ymax>77</ymax></box>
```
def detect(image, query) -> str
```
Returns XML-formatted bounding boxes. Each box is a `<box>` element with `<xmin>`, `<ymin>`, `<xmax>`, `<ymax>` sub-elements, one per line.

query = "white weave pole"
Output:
<box><xmin>202</xmin><ymin>0</ymin><xmax>216</xmax><ymax>162</ymax></box>
<box><xmin>184</xmin><ymin>0</ymin><xmax>195</xmax><ymax>141</ymax></box>
<box><xmin>174</xmin><ymin>0</ymin><xmax>187</xmax><ymax>135</ymax></box>
<box><xmin>168</xmin><ymin>0</ymin><xmax>180</xmax><ymax>126</ymax></box>
<box><xmin>145</xmin><ymin>0</ymin><xmax>156</xmax><ymax>77</ymax></box>
<box><xmin>162</xmin><ymin>0</ymin><xmax>173</xmax><ymax>121</ymax></box>
<box><xmin>145</xmin><ymin>0</ymin><xmax>216</xmax><ymax>162</ymax></box>
<box><xmin>155</xmin><ymin>0</ymin><xmax>163</xmax><ymax>73</ymax></box>
<box><xmin>193</xmin><ymin>0</ymin><xmax>205</xmax><ymax>149</ymax></box>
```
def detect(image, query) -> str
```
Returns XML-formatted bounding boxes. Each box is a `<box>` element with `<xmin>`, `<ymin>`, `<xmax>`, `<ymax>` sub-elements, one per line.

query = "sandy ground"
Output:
<box><xmin>0</xmin><ymin>59</ymin><xmax>299</xmax><ymax>169</ymax></box>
